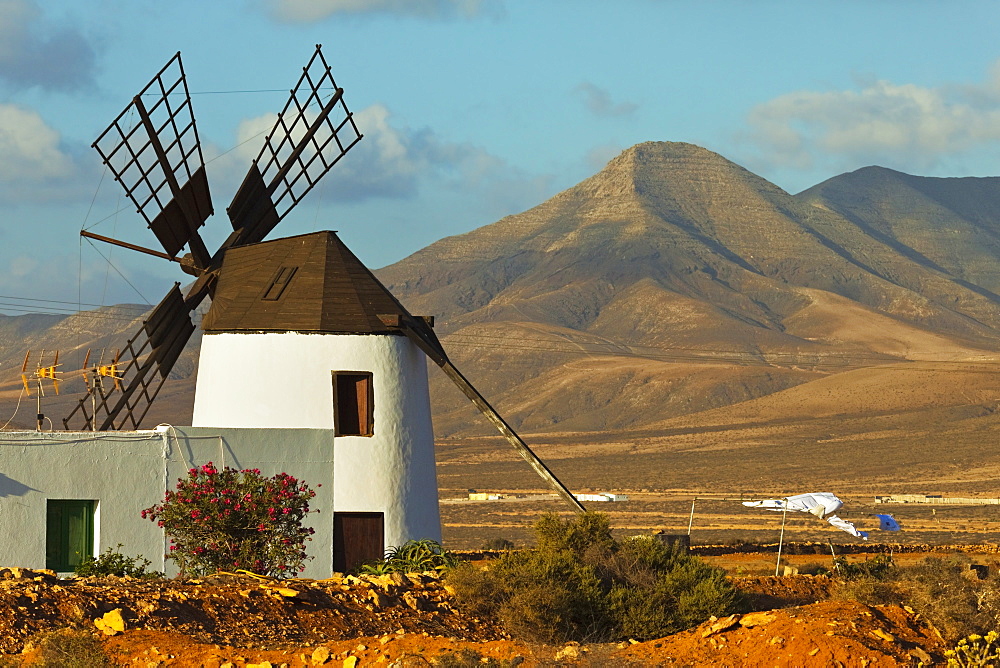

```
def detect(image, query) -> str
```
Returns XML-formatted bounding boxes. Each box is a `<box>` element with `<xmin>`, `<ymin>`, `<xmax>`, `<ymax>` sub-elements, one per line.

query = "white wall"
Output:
<box><xmin>0</xmin><ymin>427</ymin><xmax>336</xmax><ymax>578</ymax></box>
<box><xmin>193</xmin><ymin>332</ymin><xmax>441</xmax><ymax>548</ymax></box>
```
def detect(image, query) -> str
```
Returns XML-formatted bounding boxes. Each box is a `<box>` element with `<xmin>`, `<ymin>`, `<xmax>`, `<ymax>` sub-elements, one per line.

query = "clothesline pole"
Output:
<box><xmin>687</xmin><ymin>498</ymin><xmax>697</xmax><ymax>536</ymax></box>
<box><xmin>775</xmin><ymin>500</ymin><xmax>789</xmax><ymax>577</ymax></box>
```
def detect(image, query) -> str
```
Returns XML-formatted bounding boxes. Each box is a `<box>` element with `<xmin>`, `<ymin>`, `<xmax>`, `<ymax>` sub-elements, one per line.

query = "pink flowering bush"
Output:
<box><xmin>141</xmin><ymin>462</ymin><xmax>318</xmax><ymax>578</ymax></box>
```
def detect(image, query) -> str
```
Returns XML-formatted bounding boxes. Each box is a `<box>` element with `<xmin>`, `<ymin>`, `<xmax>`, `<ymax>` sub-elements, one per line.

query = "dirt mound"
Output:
<box><xmin>615</xmin><ymin>600</ymin><xmax>948</xmax><ymax>667</ymax></box>
<box><xmin>0</xmin><ymin>567</ymin><xmax>504</xmax><ymax>655</ymax></box>
<box><xmin>732</xmin><ymin>575</ymin><xmax>835</xmax><ymax>610</ymax></box>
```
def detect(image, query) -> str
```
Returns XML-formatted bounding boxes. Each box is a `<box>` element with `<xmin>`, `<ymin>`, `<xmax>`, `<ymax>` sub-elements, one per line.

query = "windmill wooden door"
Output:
<box><xmin>333</xmin><ymin>512</ymin><xmax>384</xmax><ymax>573</ymax></box>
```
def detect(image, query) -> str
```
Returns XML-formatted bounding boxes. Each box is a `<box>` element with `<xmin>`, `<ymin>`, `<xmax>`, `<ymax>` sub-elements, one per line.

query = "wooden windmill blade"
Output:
<box><xmin>92</xmin><ymin>52</ymin><xmax>213</xmax><ymax>268</ymax></box>
<box><xmin>391</xmin><ymin>316</ymin><xmax>585</xmax><ymax>513</ymax></box>
<box><xmin>226</xmin><ymin>44</ymin><xmax>363</xmax><ymax>247</ymax></box>
<box><xmin>62</xmin><ymin>284</ymin><xmax>198</xmax><ymax>431</ymax></box>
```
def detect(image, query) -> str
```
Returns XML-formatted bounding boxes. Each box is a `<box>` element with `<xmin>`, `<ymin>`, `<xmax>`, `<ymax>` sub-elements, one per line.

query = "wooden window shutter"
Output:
<box><xmin>261</xmin><ymin>266</ymin><xmax>298</xmax><ymax>301</ymax></box>
<box><xmin>333</xmin><ymin>371</ymin><xmax>373</xmax><ymax>436</ymax></box>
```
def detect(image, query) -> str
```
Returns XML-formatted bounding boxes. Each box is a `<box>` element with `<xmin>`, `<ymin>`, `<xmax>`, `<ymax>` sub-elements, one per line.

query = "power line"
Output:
<box><xmin>0</xmin><ymin>306</ymin><xmax>145</xmax><ymax>323</ymax></box>
<box><xmin>0</xmin><ymin>294</ymin><xmax>148</xmax><ymax>311</ymax></box>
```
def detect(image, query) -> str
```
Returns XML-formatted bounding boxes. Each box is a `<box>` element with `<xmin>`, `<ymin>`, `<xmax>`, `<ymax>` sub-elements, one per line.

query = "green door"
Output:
<box><xmin>46</xmin><ymin>500</ymin><xmax>95</xmax><ymax>572</ymax></box>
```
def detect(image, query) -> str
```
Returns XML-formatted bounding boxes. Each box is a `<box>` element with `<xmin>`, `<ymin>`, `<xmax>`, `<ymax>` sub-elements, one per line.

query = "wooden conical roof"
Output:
<box><xmin>201</xmin><ymin>231</ymin><xmax>409</xmax><ymax>333</ymax></box>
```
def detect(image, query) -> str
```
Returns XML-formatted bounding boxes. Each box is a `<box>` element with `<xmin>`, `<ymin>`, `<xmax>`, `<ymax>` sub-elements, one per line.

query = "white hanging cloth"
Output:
<box><xmin>742</xmin><ymin>492</ymin><xmax>844</xmax><ymax>517</ymax></box>
<box><xmin>825</xmin><ymin>514</ymin><xmax>868</xmax><ymax>539</ymax></box>
<box><xmin>743</xmin><ymin>492</ymin><xmax>868</xmax><ymax>539</ymax></box>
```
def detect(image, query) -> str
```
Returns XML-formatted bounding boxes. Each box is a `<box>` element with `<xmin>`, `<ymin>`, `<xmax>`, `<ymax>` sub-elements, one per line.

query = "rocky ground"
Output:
<box><xmin>618</xmin><ymin>601</ymin><xmax>946</xmax><ymax>667</ymax></box>
<box><xmin>0</xmin><ymin>559</ymin><xmax>957</xmax><ymax>666</ymax></box>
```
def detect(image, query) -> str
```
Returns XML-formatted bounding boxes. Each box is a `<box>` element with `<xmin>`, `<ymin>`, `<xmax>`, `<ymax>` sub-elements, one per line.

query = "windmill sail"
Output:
<box><xmin>67</xmin><ymin>45</ymin><xmax>362</xmax><ymax>431</ymax></box>
<box><xmin>227</xmin><ymin>44</ymin><xmax>363</xmax><ymax>247</ymax></box>
<box><xmin>62</xmin><ymin>285</ymin><xmax>197</xmax><ymax>431</ymax></box>
<box><xmin>91</xmin><ymin>52</ymin><xmax>213</xmax><ymax>268</ymax></box>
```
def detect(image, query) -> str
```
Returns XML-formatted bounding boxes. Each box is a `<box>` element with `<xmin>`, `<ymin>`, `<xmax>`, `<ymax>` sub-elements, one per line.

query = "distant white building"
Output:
<box><xmin>575</xmin><ymin>493</ymin><xmax>629</xmax><ymax>502</ymax></box>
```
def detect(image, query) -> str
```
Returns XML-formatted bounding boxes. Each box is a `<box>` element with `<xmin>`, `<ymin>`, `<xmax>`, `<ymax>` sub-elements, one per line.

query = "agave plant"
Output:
<box><xmin>357</xmin><ymin>539</ymin><xmax>458</xmax><ymax>575</ymax></box>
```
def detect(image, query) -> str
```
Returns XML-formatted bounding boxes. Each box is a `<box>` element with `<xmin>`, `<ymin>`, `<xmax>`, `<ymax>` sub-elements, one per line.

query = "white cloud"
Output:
<box><xmin>741</xmin><ymin>67</ymin><xmax>1000</xmax><ymax>174</ymax></box>
<box><xmin>0</xmin><ymin>104</ymin><xmax>73</xmax><ymax>181</ymax></box>
<box><xmin>0</xmin><ymin>0</ymin><xmax>97</xmax><ymax>91</ymax></box>
<box><xmin>326</xmin><ymin>104</ymin><xmax>423</xmax><ymax>198</ymax></box>
<box><xmin>326</xmin><ymin>104</ymin><xmax>553</xmax><ymax>211</ymax></box>
<box><xmin>208</xmin><ymin>103</ymin><xmax>551</xmax><ymax>214</ymax></box>
<box><xmin>266</xmin><ymin>0</ymin><xmax>502</xmax><ymax>21</ymax></box>
<box><xmin>0</xmin><ymin>103</ymin><xmax>92</xmax><ymax>203</ymax></box>
<box><xmin>206</xmin><ymin>105</ymin><xmax>421</xmax><ymax>199</ymax></box>
<box><xmin>574</xmin><ymin>82</ymin><xmax>638</xmax><ymax>118</ymax></box>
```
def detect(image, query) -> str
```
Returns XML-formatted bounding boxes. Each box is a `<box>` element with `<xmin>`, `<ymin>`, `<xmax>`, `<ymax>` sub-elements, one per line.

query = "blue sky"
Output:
<box><xmin>2</xmin><ymin>0</ymin><xmax>1000</xmax><ymax>311</ymax></box>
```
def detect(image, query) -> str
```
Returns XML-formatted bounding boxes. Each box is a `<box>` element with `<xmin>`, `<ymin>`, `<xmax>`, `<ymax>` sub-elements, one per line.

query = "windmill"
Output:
<box><xmin>65</xmin><ymin>45</ymin><xmax>361</xmax><ymax>433</ymax></box>
<box><xmin>63</xmin><ymin>45</ymin><xmax>583</xmax><ymax>559</ymax></box>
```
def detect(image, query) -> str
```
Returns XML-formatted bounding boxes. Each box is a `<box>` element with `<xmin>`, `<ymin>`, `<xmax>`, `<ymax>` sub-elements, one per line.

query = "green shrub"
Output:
<box><xmin>74</xmin><ymin>544</ymin><xmax>161</xmax><ymax>579</ymax></box>
<box><xmin>833</xmin><ymin>554</ymin><xmax>894</xmax><ymax>580</ymax></box>
<box><xmin>480</xmin><ymin>548</ymin><xmax>608</xmax><ymax>642</ymax></box>
<box><xmin>481</xmin><ymin>537</ymin><xmax>515</xmax><ymax>551</ymax></box>
<box><xmin>895</xmin><ymin>557</ymin><xmax>1000</xmax><ymax>643</ymax></box>
<box><xmin>833</xmin><ymin>575</ymin><xmax>903</xmax><ymax>608</ymax></box>
<box><xmin>797</xmin><ymin>562</ymin><xmax>830</xmax><ymax>575</ymax></box>
<box><xmin>358</xmin><ymin>539</ymin><xmax>458</xmax><ymax>575</ymax></box>
<box><xmin>448</xmin><ymin>512</ymin><xmax>744</xmax><ymax>643</ymax></box>
<box><xmin>534</xmin><ymin>512</ymin><xmax>616</xmax><ymax>554</ymax></box>
<box><xmin>605</xmin><ymin>537</ymin><xmax>741</xmax><ymax>639</ymax></box>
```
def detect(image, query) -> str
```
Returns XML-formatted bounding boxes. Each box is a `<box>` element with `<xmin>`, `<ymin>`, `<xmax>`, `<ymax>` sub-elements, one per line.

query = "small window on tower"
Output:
<box><xmin>261</xmin><ymin>266</ymin><xmax>298</xmax><ymax>301</ymax></box>
<box><xmin>333</xmin><ymin>371</ymin><xmax>373</xmax><ymax>436</ymax></box>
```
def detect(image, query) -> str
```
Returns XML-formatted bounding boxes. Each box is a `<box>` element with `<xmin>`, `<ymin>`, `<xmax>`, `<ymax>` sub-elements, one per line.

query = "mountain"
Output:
<box><xmin>377</xmin><ymin>142</ymin><xmax>1000</xmax><ymax>436</ymax></box>
<box><xmin>799</xmin><ymin>166</ymin><xmax>1000</xmax><ymax>297</ymax></box>
<box><xmin>4</xmin><ymin>141</ymin><xmax>1000</xmax><ymax>440</ymax></box>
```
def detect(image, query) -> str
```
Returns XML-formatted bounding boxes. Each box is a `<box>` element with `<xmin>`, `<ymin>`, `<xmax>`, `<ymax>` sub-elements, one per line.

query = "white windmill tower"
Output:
<box><xmin>65</xmin><ymin>46</ymin><xmax>584</xmax><ymax>571</ymax></box>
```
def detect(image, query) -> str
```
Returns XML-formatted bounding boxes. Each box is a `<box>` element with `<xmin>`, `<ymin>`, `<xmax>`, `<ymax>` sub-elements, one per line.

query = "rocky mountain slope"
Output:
<box><xmin>377</xmin><ymin>142</ymin><xmax>1000</xmax><ymax>436</ymax></box>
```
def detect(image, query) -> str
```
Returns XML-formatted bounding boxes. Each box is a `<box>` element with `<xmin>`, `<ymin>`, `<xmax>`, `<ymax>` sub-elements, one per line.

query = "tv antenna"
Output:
<box><xmin>80</xmin><ymin>349</ymin><xmax>123</xmax><ymax>431</ymax></box>
<box><xmin>21</xmin><ymin>350</ymin><xmax>61</xmax><ymax>431</ymax></box>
